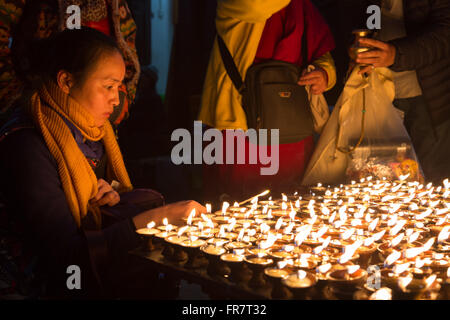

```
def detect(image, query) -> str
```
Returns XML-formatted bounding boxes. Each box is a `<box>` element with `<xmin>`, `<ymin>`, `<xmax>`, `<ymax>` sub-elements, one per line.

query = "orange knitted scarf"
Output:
<box><xmin>29</xmin><ymin>81</ymin><xmax>132</xmax><ymax>228</ymax></box>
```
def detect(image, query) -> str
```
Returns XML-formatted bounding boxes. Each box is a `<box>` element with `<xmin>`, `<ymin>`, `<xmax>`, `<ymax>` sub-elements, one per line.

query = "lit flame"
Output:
<box><xmin>237</xmin><ymin>229</ymin><xmax>245</xmax><ymax>241</ymax></box>
<box><xmin>317</xmin><ymin>263</ymin><xmax>332</xmax><ymax>274</ymax></box>
<box><xmin>295</xmin><ymin>199</ymin><xmax>300</xmax><ymax>208</ymax></box>
<box><xmin>259</xmin><ymin>233</ymin><xmax>278</xmax><ymax>249</ymax></box>
<box><xmin>390</xmin><ymin>220</ymin><xmax>407</xmax><ymax>236</ymax></box>
<box><xmin>163</xmin><ymin>218</ymin><xmax>168</xmax><ymax>226</ymax></box>
<box><xmin>416</xmin><ymin>208</ymin><xmax>433</xmax><ymax>220</ymax></box>
<box><xmin>295</xmin><ymin>225</ymin><xmax>313</xmax><ymax>246</ymax></box>
<box><xmin>368</xmin><ymin>218</ymin><xmax>379</xmax><ymax>232</ymax></box>
<box><xmin>177</xmin><ymin>226</ymin><xmax>188</xmax><ymax>237</ymax></box>
<box><xmin>262</xmin><ymin>205</ymin><xmax>268</xmax><ymax>214</ymax></box>
<box><xmin>260</xmin><ymin>223</ymin><xmax>270</xmax><ymax>234</ymax></box>
<box><xmin>438</xmin><ymin>226</ymin><xmax>450</xmax><ymax>243</ymax></box>
<box><xmin>314</xmin><ymin>236</ymin><xmax>331</xmax><ymax>255</ymax></box>
<box><xmin>384</xmin><ymin>250</ymin><xmax>401</xmax><ymax>266</ymax></box>
<box><xmin>381</xmin><ymin>195</ymin><xmax>395</xmax><ymax>202</ymax></box>
<box><xmin>282</xmin><ymin>194</ymin><xmax>288</xmax><ymax>202</ymax></box>
<box><xmin>447</xmin><ymin>267</ymin><xmax>450</xmax><ymax>278</ymax></box>
<box><xmin>387</xmin><ymin>214</ymin><xmax>398</xmax><ymax>227</ymax></box>
<box><xmin>355</xmin><ymin>206</ymin><xmax>366</xmax><ymax>219</ymax></box>
<box><xmin>283</xmin><ymin>245</ymin><xmax>294</xmax><ymax>253</ymax></box>
<box><xmin>424</xmin><ymin>274</ymin><xmax>437</xmax><ymax>290</ymax></box>
<box><xmin>415</xmin><ymin>257</ymin><xmax>425</xmax><ymax>269</ymax></box>
<box><xmin>267</xmin><ymin>209</ymin><xmax>273</xmax><ymax>219</ymax></box>
<box><xmin>429</xmin><ymin>200</ymin><xmax>440</xmax><ymax>208</ymax></box>
<box><xmin>339</xmin><ymin>206</ymin><xmax>348</xmax><ymax>223</ymax></box>
<box><xmin>166</xmin><ymin>224</ymin><xmax>173</xmax><ymax>233</ymax></box>
<box><xmin>364</xmin><ymin>237</ymin><xmax>374</xmax><ymax>247</ymax></box>
<box><xmin>341</xmin><ymin>228</ymin><xmax>355</xmax><ymax>240</ymax></box>
<box><xmin>206</xmin><ymin>220</ymin><xmax>214</xmax><ymax>229</ymax></box>
<box><xmin>146</xmin><ymin>221</ymin><xmax>155</xmax><ymax>229</ymax></box>
<box><xmin>206</xmin><ymin>203</ymin><xmax>211</xmax><ymax>213</ymax></box>
<box><xmin>339</xmin><ymin>240</ymin><xmax>363</xmax><ymax>264</ymax></box>
<box><xmin>390</xmin><ymin>233</ymin><xmax>404</xmax><ymax>247</ymax></box>
<box><xmin>278</xmin><ymin>260</ymin><xmax>288</xmax><ymax>269</ymax></box>
<box><xmin>389</xmin><ymin>204</ymin><xmax>402</xmax><ymax>214</ymax></box>
<box><xmin>289</xmin><ymin>210</ymin><xmax>296</xmax><ymax>221</ymax></box>
<box><xmin>296</xmin><ymin>270</ymin><xmax>306</xmax><ymax>280</ymax></box>
<box><xmin>329</xmin><ymin>211</ymin><xmax>337</xmax><ymax>223</ymax></box>
<box><xmin>275</xmin><ymin>217</ymin><xmax>283</xmax><ymax>231</ymax></box>
<box><xmin>399</xmin><ymin>173</ymin><xmax>410</xmax><ymax>181</ymax></box>
<box><xmin>198</xmin><ymin>222</ymin><xmax>204</xmax><ymax>231</ymax></box>
<box><xmin>189</xmin><ymin>235</ymin><xmax>198</xmax><ymax>243</ymax></box>
<box><xmin>408</xmin><ymin>231</ymin><xmax>421</xmax><ymax>244</ymax></box>
<box><xmin>284</xmin><ymin>223</ymin><xmax>295</xmax><ymax>235</ymax></box>
<box><xmin>369</xmin><ymin>288</ymin><xmax>392</xmax><ymax>300</ymax></box>
<box><xmin>218</xmin><ymin>225</ymin><xmax>226</xmax><ymax>238</ymax></box>
<box><xmin>187</xmin><ymin>209</ymin><xmax>195</xmax><ymax>225</ymax></box>
<box><xmin>423</xmin><ymin>237</ymin><xmax>436</xmax><ymax>251</ymax></box>
<box><xmin>281</xmin><ymin>202</ymin><xmax>288</xmax><ymax>211</ymax></box>
<box><xmin>316</xmin><ymin>226</ymin><xmax>328</xmax><ymax>239</ymax></box>
<box><xmin>398</xmin><ymin>276</ymin><xmax>413</xmax><ymax>292</ymax></box>
<box><xmin>391</xmin><ymin>184</ymin><xmax>402</xmax><ymax>193</ymax></box>
<box><xmin>234</xmin><ymin>249</ymin><xmax>245</xmax><ymax>256</ymax></box>
<box><xmin>373</xmin><ymin>229</ymin><xmax>386</xmax><ymax>242</ymax></box>
<box><xmin>222</xmin><ymin>202</ymin><xmax>230</xmax><ymax>214</ymax></box>
<box><xmin>347</xmin><ymin>265</ymin><xmax>360</xmax><ymax>275</ymax></box>
<box><xmin>393</xmin><ymin>262</ymin><xmax>410</xmax><ymax>275</ymax></box>
<box><xmin>321</xmin><ymin>206</ymin><xmax>330</xmax><ymax>216</ymax></box>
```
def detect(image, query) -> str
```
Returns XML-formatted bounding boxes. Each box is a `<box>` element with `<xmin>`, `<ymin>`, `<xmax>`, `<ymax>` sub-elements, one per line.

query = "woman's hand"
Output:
<box><xmin>90</xmin><ymin>179</ymin><xmax>120</xmax><ymax>207</ymax></box>
<box><xmin>132</xmin><ymin>200</ymin><xmax>206</xmax><ymax>229</ymax></box>
<box><xmin>297</xmin><ymin>67</ymin><xmax>328</xmax><ymax>95</ymax></box>
<box><xmin>357</xmin><ymin>38</ymin><xmax>396</xmax><ymax>75</ymax></box>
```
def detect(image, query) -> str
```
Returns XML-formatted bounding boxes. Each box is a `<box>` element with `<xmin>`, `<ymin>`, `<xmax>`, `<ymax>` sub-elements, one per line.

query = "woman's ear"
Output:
<box><xmin>56</xmin><ymin>70</ymin><xmax>74</xmax><ymax>94</ymax></box>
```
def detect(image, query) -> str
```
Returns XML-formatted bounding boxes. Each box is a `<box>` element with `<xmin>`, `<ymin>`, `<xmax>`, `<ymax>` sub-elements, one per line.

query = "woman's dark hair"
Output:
<box><xmin>22</xmin><ymin>27</ymin><xmax>122</xmax><ymax>89</ymax></box>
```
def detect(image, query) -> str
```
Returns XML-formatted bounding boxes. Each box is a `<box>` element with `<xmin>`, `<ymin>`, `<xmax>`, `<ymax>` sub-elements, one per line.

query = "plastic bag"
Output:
<box><xmin>302</xmin><ymin>66</ymin><xmax>423</xmax><ymax>186</ymax></box>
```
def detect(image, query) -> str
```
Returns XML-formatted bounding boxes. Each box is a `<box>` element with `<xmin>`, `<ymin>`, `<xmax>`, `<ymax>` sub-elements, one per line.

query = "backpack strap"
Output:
<box><xmin>216</xmin><ymin>35</ymin><xmax>245</xmax><ymax>93</ymax></box>
<box><xmin>216</xmin><ymin>16</ymin><xmax>309</xmax><ymax>94</ymax></box>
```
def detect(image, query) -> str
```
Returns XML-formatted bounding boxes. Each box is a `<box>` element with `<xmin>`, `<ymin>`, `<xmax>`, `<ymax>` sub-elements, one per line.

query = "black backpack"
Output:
<box><xmin>217</xmin><ymin>32</ymin><xmax>314</xmax><ymax>145</ymax></box>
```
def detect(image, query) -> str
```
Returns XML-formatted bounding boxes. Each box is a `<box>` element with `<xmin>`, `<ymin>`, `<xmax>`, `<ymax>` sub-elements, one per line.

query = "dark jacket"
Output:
<box><xmin>0</xmin><ymin>125</ymin><xmax>141</xmax><ymax>298</ymax></box>
<box><xmin>389</xmin><ymin>0</ymin><xmax>450</xmax><ymax>126</ymax></box>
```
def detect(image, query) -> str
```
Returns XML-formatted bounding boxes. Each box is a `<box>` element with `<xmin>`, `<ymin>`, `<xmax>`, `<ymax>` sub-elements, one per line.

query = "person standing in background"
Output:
<box><xmin>356</xmin><ymin>0</ymin><xmax>450</xmax><ymax>183</ymax></box>
<box><xmin>199</xmin><ymin>0</ymin><xmax>336</xmax><ymax>202</ymax></box>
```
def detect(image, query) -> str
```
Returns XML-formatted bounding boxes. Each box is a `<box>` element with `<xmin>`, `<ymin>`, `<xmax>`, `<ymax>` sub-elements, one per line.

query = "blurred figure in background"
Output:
<box><xmin>0</xmin><ymin>0</ymin><xmax>140</xmax><ymax>130</ymax></box>
<box><xmin>356</xmin><ymin>0</ymin><xmax>450</xmax><ymax>183</ymax></box>
<box><xmin>199</xmin><ymin>0</ymin><xmax>336</xmax><ymax>202</ymax></box>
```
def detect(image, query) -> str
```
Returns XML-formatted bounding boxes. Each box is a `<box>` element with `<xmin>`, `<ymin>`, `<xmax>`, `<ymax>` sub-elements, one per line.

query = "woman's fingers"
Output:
<box><xmin>96</xmin><ymin>190</ymin><xmax>120</xmax><ymax>207</ymax></box>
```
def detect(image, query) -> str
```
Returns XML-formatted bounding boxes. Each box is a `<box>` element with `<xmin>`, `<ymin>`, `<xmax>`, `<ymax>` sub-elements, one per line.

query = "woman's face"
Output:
<box><xmin>69</xmin><ymin>50</ymin><xmax>126</xmax><ymax>127</ymax></box>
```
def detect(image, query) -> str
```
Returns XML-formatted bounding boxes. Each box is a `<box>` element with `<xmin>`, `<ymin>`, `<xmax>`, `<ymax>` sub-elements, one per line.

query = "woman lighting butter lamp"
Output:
<box><xmin>0</xmin><ymin>28</ymin><xmax>204</xmax><ymax>298</ymax></box>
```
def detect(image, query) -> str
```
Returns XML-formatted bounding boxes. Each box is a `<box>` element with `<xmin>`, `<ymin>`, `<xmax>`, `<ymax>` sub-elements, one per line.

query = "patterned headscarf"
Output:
<box><xmin>59</xmin><ymin>0</ymin><xmax>108</xmax><ymax>23</ymax></box>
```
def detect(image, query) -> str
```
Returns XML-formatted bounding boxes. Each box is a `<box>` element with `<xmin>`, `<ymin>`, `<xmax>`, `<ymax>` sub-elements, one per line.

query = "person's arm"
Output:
<box><xmin>357</xmin><ymin>0</ymin><xmax>450</xmax><ymax>73</ymax></box>
<box><xmin>0</xmin><ymin>0</ymin><xmax>26</xmax><ymax>112</ymax></box>
<box><xmin>298</xmin><ymin>52</ymin><xmax>336</xmax><ymax>95</ymax></box>
<box><xmin>312</xmin><ymin>52</ymin><xmax>336</xmax><ymax>91</ymax></box>
<box><xmin>389</xmin><ymin>0</ymin><xmax>450</xmax><ymax>72</ymax></box>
